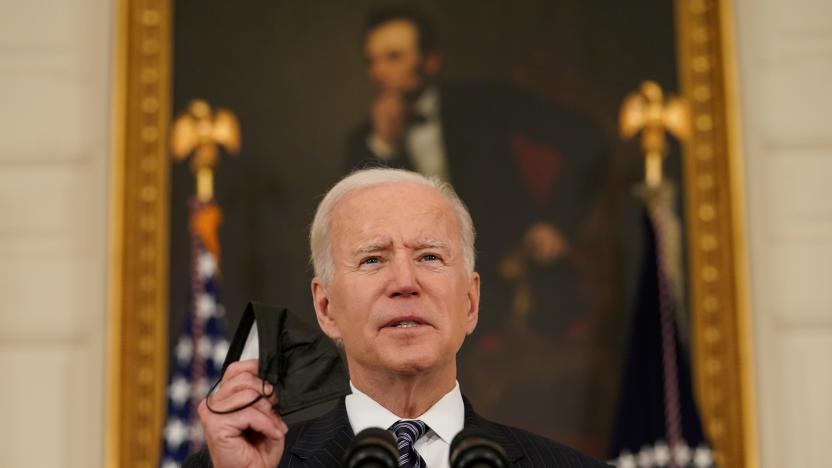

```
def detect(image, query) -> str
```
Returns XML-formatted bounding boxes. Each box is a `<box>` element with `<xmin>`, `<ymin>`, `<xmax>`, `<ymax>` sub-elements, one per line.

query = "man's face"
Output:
<box><xmin>364</xmin><ymin>20</ymin><xmax>436</xmax><ymax>95</ymax></box>
<box><xmin>311</xmin><ymin>183</ymin><xmax>479</xmax><ymax>380</ymax></box>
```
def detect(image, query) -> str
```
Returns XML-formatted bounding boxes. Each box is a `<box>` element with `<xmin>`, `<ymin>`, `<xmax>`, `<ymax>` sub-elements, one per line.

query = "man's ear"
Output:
<box><xmin>465</xmin><ymin>272</ymin><xmax>480</xmax><ymax>335</ymax></box>
<box><xmin>311</xmin><ymin>278</ymin><xmax>341</xmax><ymax>340</ymax></box>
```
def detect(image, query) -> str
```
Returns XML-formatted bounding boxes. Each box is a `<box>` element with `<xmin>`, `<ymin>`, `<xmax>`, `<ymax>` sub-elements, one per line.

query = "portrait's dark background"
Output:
<box><xmin>169</xmin><ymin>0</ymin><xmax>680</xmax><ymax>457</ymax></box>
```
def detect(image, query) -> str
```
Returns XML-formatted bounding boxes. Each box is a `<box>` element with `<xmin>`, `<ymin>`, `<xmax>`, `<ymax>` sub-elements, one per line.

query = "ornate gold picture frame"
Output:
<box><xmin>106</xmin><ymin>0</ymin><xmax>757</xmax><ymax>466</ymax></box>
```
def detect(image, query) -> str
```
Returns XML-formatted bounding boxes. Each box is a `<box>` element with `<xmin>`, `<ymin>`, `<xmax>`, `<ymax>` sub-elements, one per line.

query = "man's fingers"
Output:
<box><xmin>204</xmin><ymin>403</ymin><xmax>285</xmax><ymax>442</ymax></box>
<box><xmin>216</xmin><ymin>389</ymin><xmax>283</xmax><ymax>433</ymax></box>
<box><xmin>206</xmin><ymin>388</ymin><xmax>263</xmax><ymax>414</ymax></box>
<box><xmin>220</xmin><ymin>359</ymin><xmax>259</xmax><ymax>382</ymax></box>
<box><xmin>237</xmin><ymin>407</ymin><xmax>285</xmax><ymax>441</ymax></box>
<box><xmin>199</xmin><ymin>397</ymin><xmax>287</xmax><ymax>437</ymax></box>
<box><xmin>214</xmin><ymin>371</ymin><xmax>274</xmax><ymax>403</ymax></box>
<box><xmin>212</xmin><ymin>360</ymin><xmax>279</xmax><ymax>408</ymax></box>
<box><xmin>373</xmin><ymin>92</ymin><xmax>405</xmax><ymax>116</ymax></box>
<box><xmin>205</xmin><ymin>384</ymin><xmax>280</xmax><ymax>420</ymax></box>
<box><xmin>248</xmin><ymin>398</ymin><xmax>289</xmax><ymax>434</ymax></box>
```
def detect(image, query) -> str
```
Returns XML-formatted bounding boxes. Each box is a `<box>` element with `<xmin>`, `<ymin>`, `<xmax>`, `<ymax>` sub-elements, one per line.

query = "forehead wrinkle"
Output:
<box><xmin>331</xmin><ymin>182</ymin><xmax>461</xmax><ymax>254</ymax></box>
<box><xmin>407</xmin><ymin>238</ymin><xmax>449</xmax><ymax>251</ymax></box>
<box><xmin>353</xmin><ymin>238</ymin><xmax>393</xmax><ymax>256</ymax></box>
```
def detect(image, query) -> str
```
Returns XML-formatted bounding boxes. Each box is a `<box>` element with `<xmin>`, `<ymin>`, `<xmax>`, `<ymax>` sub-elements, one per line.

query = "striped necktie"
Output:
<box><xmin>389</xmin><ymin>420</ymin><xmax>429</xmax><ymax>468</ymax></box>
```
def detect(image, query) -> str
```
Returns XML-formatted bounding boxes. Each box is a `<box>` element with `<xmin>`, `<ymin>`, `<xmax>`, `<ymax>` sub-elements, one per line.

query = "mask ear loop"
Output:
<box><xmin>204</xmin><ymin>371</ymin><xmax>272</xmax><ymax>415</ymax></box>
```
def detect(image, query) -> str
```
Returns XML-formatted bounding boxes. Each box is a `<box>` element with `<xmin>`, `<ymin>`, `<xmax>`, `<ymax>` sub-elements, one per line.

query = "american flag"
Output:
<box><xmin>160</xmin><ymin>199</ymin><xmax>230</xmax><ymax>468</ymax></box>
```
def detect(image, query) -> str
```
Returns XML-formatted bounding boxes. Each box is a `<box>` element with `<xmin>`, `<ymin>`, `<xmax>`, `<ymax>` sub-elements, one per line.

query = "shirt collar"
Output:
<box><xmin>344</xmin><ymin>380</ymin><xmax>464</xmax><ymax>444</ymax></box>
<box><xmin>412</xmin><ymin>86</ymin><xmax>440</xmax><ymax>120</ymax></box>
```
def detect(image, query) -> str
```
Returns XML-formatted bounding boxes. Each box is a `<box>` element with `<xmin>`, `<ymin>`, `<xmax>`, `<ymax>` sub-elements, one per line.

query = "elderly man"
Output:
<box><xmin>189</xmin><ymin>168</ymin><xmax>607</xmax><ymax>467</ymax></box>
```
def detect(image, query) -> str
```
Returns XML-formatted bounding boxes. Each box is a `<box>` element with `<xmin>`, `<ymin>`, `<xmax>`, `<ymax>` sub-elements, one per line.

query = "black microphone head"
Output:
<box><xmin>342</xmin><ymin>427</ymin><xmax>399</xmax><ymax>468</ymax></box>
<box><xmin>449</xmin><ymin>428</ymin><xmax>510</xmax><ymax>468</ymax></box>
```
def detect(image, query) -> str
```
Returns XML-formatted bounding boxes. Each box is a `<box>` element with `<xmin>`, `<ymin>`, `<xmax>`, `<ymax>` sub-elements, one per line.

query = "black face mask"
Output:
<box><xmin>206</xmin><ymin>301</ymin><xmax>351</xmax><ymax>416</ymax></box>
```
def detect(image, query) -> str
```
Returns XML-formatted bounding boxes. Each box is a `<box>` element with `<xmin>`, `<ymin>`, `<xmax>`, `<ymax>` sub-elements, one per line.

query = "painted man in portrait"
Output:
<box><xmin>346</xmin><ymin>5</ymin><xmax>609</xmax><ymax>336</ymax></box>
<box><xmin>343</xmin><ymin>4</ymin><xmax>614</xmax><ymax>449</ymax></box>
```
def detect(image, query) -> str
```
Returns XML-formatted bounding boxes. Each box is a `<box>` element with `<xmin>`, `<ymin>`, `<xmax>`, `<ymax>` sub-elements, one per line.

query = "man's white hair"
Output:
<box><xmin>310</xmin><ymin>168</ymin><xmax>476</xmax><ymax>283</ymax></box>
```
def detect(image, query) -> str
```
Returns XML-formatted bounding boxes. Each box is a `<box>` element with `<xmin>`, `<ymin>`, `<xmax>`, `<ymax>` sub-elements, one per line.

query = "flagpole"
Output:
<box><xmin>160</xmin><ymin>100</ymin><xmax>240</xmax><ymax>467</ymax></box>
<box><xmin>611</xmin><ymin>82</ymin><xmax>718</xmax><ymax>467</ymax></box>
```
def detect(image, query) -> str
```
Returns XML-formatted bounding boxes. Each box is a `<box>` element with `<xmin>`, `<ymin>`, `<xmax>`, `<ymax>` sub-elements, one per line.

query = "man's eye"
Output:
<box><xmin>421</xmin><ymin>254</ymin><xmax>440</xmax><ymax>262</ymax></box>
<box><xmin>361</xmin><ymin>256</ymin><xmax>381</xmax><ymax>265</ymax></box>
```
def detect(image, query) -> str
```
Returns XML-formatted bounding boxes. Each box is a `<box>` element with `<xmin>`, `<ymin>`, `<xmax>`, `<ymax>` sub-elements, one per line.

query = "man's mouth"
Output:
<box><xmin>392</xmin><ymin>320</ymin><xmax>419</xmax><ymax>328</ymax></box>
<box><xmin>383</xmin><ymin>317</ymin><xmax>429</xmax><ymax>329</ymax></box>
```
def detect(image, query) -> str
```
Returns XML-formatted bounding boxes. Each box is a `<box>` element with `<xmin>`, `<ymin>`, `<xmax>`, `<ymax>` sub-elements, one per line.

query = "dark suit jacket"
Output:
<box><xmin>185</xmin><ymin>397</ymin><xmax>610</xmax><ymax>467</ymax></box>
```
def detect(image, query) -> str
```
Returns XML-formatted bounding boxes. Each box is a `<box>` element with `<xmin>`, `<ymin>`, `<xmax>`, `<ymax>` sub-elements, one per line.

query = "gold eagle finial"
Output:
<box><xmin>620</xmin><ymin>81</ymin><xmax>690</xmax><ymax>188</ymax></box>
<box><xmin>171</xmin><ymin>99</ymin><xmax>241</xmax><ymax>201</ymax></box>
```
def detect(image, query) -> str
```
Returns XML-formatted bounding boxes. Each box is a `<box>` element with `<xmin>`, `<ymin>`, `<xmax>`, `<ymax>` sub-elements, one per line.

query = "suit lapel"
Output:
<box><xmin>462</xmin><ymin>396</ymin><xmax>526</xmax><ymax>466</ymax></box>
<box><xmin>286</xmin><ymin>396</ymin><xmax>527</xmax><ymax>467</ymax></box>
<box><xmin>287</xmin><ymin>400</ymin><xmax>354</xmax><ymax>468</ymax></box>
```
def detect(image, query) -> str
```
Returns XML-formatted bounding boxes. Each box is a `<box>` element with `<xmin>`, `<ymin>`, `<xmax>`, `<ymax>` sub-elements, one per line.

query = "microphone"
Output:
<box><xmin>449</xmin><ymin>428</ymin><xmax>510</xmax><ymax>468</ymax></box>
<box><xmin>342</xmin><ymin>427</ymin><xmax>399</xmax><ymax>468</ymax></box>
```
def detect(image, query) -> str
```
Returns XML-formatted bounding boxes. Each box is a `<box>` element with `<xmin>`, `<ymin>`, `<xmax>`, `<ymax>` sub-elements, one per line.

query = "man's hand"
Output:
<box><xmin>370</xmin><ymin>91</ymin><xmax>407</xmax><ymax>148</ymax></box>
<box><xmin>524</xmin><ymin>222</ymin><xmax>568</xmax><ymax>265</ymax></box>
<box><xmin>198</xmin><ymin>359</ymin><xmax>288</xmax><ymax>468</ymax></box>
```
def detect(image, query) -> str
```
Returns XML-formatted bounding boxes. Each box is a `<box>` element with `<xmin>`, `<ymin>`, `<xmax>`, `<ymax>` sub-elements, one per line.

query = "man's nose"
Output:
<box><xmin>389</xmin><ymin>256</ymin><xmax>419</xmax><ymax>297</ymax></box>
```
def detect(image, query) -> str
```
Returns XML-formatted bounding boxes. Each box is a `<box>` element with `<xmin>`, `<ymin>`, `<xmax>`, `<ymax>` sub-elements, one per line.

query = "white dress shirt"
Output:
<box><xmin>345</xmin><ymin>381</ymin><xmax>465</xmax><ymax>468</ymax></box>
